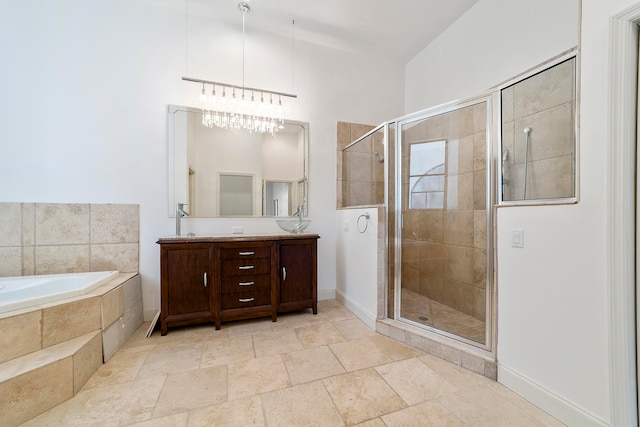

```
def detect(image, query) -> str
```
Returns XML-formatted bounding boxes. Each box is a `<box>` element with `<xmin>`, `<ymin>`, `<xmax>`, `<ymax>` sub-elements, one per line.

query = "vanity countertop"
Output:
<box><xmin>157</xmin><ymin>233</ymin><xmax>320</xmax><ymax>244</ymax></box>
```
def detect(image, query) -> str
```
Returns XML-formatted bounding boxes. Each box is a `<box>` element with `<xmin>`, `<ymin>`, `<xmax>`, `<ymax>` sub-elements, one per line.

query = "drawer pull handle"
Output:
<box><xmin>282</xmin><ymin>266</ymin><xmax>287</xmax><ymax>281</ymax></box>
<box><xmin>239</xmin><ymin>265</ymin><xmax>255</xmax><ymax>270</ymax></box>
<box><xmin>239</xmin><ymin>251</ymin><xmax>255</xmax><ymax>256</ymax></box>
<box><xmin>239</xmin><ymin>297</ymin><xmax>255</xmax><ymax>303</ymax></box>
<box><xmin>204</xmin><ymin>272</ymin><xmax>208</xmax><ymax>287</ymax></box>
<box><xmin>238</xmin><ymin>281</ymin><xmax>255</xmax><ymax>286</ymax></box>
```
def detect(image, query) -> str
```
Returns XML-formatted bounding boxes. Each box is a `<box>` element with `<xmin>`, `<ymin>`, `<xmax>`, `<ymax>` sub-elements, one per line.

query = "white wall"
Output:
<box><xmin>405</xmin><ymin>0</ymin><xmax>618</xmax><ymax>425</ymax></box>
<box><xmin>0</xmin><ymin>1</ymin><xmax>404</xmax><ymax>317</ymax></box>
<box><xmin>335</xmin><ymin>208</ymin><xmax>379</xmax><ymax>329</ymax></box>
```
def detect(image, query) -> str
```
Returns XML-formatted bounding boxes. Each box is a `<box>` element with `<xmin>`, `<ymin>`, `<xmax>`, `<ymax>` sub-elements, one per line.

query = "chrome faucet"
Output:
<box><xmin>176</xmin><ymin>203</ymin><xmax>189</xmax><ymax>236</ymax></box>
<box><xmin>293</xmin><ymin>205</ymin><xmax>303</xmax><ymax>220</ymax></box>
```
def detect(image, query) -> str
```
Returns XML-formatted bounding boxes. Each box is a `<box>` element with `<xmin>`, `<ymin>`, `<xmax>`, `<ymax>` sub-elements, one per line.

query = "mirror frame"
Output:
<box><xmin>168</xmin><ymin>104</ymin><xmax>309</xmax><ymax>218</ymax></box>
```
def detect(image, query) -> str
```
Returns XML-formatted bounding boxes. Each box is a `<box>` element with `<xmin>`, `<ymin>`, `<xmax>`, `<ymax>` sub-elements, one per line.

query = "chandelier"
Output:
<box><xmin>182</xmin><ymin>2</ymin><xmax>297</xmax><ymax>136</ymax></box>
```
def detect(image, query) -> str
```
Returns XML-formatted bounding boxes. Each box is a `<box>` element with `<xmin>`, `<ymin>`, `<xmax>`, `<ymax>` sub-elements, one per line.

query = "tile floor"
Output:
<box><xmin>400</xmin><ymin>289</ymin><xmax>486</xmax><ymax>343</ymax></box>
<box><xmin>23</xmin><ymin>300</ymin><xmax>564</xmax><ymax>426</ymax></box>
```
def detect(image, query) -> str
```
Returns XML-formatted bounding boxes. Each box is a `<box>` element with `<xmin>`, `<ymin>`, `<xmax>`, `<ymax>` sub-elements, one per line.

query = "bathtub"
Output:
<box><xmin>0</xmin><ymin>270</ymin><xmax>119</xmax><ymax>315</ymax></box>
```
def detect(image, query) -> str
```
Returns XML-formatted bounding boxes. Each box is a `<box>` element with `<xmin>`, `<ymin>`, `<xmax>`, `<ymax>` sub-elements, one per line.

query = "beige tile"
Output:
<box><xmin>0</xmin><ymin>202</ymin><xmax>22</xmax><ymax>246</ymax></box>
<box><xmin>22</xmin><ymin>245</ymin><xmax>35</xmax><ymax>275</ymax></box>
<box><xmin>329</xmin><ymin>337</ymin><xmax>393</xmax><ymax>371</ymax></box>
<box><xmin>228</xmin><ymin>354</ymin><xmax>291</xmax><ymax>400</ymax></box>
<box><xmin>35</xmin><ymin>244</ymin><xmax>90</xmax><ymax>274</ymax></box>
<box><xmin>262</xmin><ymin>380</ymin><xmax>344</xmax><ymax>427</ymax></box>
<box><xmin>226</xmin><ymin>317</ymin><xmax>274</xmax><ymax>337</ymax></box>
<box><xmin>91</xmin><ymin>243</ymin><xmax>139</xmax><ymax>273</ymax></box>
<box><xmin>332</xmin><ymin>318</ymin><xmax>377</xmax><ymax>340</ymax></box>
<box><xmin>369</xmin><ymin>335</ymin><xmax>424</xmax><ymax>361</ymax></box>
<box><xmin>200</xmin><ymin>335</ymin><xmax>254</xmax><ymax>368</ymax></box>
<box><xmin>153</xmin><ymin>365</ymin><xmax>228</xmax><ymax>417</ymax></box>
<box><xmin>84</xmin><ymin>347</ymin><xmax>150</xmax><ymax>389</ymax></box>
<box><xmin>419</xmin><ymin>353</ymin><xmax>489</xmax><ymax>390</ymax></box>
<box><xmin>485</xmin><ymin>382</ymin><xmax>566</xmax><ymax>427</ymax></box>
<box><xmin>0</xmin><ymin>310</ymin><xmax>42</xmax><ymax>363</ymax></box>
<box><xmin>438</xmin><ymin>384</ymin><xmax>547</xmax><ymax>427</ymax></box>
<box><xmin>22</xmin><ymin>203</ymin><xmax>35</xmax><ymax>245</ymax></box>
<box><xmin>42</xmin><ymin>297</ymin><xmax>101</xmax><ymax>347</ymax></box>
<box><xmin>136</xmin><ymin>342</ymin><xmax>204</xmax><ymax>379</ymax></box>
<box><xmin>35</xmin><ymin>203</ymin><xmax>90</xmax><ymax>245</ymax></box>
<box><xmin>129</xmin><ymin>412</ymin><xmax>189</xmax><ymax>427</ymax></box>
<box><xmin>295</xmin><ymin>322</ymin><xmax>347</xmax><ymax>348</ymax></box>
<box><xmin>375</xmin><ymin>357</ymin><xmax>457</xmax><ymax>405</ymax></box>
<box><xmin>101</xmin><ymin>285</ymin><xmax>125</xmax><ymax>329</ymax></box>
<box><xmin>353</xmin><ymin>419</ymin><xmax>387</xmax><ymax>427</ymax></box>
<box><xmin>252</xmin><ymin>328</ymin><xmax>303</xmax><ymax>357</ymax></box>
<box><xmin>90</xmin><ymin>204</ymin><xmax>139</xmax><ymax>243</ymax></box>
<box><xmin>0</xmin><ymin>357</ymin><xmax>73</xmax><ymax>427</ymax></box>
<box><xmin>443</xmin><ymin>245</ymin><xmax>474</xmax><ymax>284</ymax></box>
<box><xmin>382</xmin><ymin>400</ymin><xmax>465</xmax><ymax>426</ymax></box>
<box><xmin>282</xmin><ymin>345</ymin><xmax>345</xmax><ymax>384</ymax></box>
<box><xmin>72</xmin><ymin>331</ymin><xmax>103</xmax><ymax>393</ymax></box>
<box><xmin>0</xmin><ymin>246</ymin><xmax>22</xmax><ymax>276</ymax></box>
<box><xmin>188</xmin><ymin>396</ymin><xmax>265</xmax><ymax>427</ymax></box>
<box><xmin>66</xmin><ymin>375</ymin><xmax>165</xmax><ymax>425</ymax></box>
<box><xmin>323</xmin><ymin>368</ymin><xmax>407</xmax><ymax>425</ymax></box>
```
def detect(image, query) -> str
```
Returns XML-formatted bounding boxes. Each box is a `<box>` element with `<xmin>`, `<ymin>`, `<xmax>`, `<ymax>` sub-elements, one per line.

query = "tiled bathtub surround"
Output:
<box><xmin>0</xmin><ymin>202</ymin><xmax>139</xmax><ymax>277</ymax></box>
<box><xmin>0</xmin><ymin>273</ymin><xmax>143</xmax><ymax>426</ymax></box>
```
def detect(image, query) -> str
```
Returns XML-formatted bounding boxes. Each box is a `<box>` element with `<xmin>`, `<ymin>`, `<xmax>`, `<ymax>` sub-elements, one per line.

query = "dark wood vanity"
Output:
<box><xmin>157</xmin><ymin>234</ymin><xmax>319</xmax><ymax>335</ymax></box>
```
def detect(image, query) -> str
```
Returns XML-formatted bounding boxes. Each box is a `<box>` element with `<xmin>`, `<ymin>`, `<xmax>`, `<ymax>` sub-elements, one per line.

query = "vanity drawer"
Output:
<box><xmin>221</xmin><ymin>289</ymin><xmax>270</xmax><ymax>309</ymax></box>
<box><xmin>221</xmin><ymin>274</ymin><xmax>271</xmax><ymax>293</ymax></box>
<box><xmin>220</xmin><ymin>246</ymin><xmax>271</xmax><ymax>260</ymax></box>
<box><xmin>222</xmin><ymin>257</ymin><xmax>270</xmax><ymax>276</ymax></box>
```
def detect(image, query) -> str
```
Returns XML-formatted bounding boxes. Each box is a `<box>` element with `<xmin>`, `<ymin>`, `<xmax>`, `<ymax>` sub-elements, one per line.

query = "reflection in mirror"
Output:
<box><xmin>168</xmin><ymin>105</ymin><xmax>308</xmax><ymax>217</ymax></box>
<box><xmin>500</xmin><ymin>52</ymin><xmax>577</xmax><ymax>204</ymax></box>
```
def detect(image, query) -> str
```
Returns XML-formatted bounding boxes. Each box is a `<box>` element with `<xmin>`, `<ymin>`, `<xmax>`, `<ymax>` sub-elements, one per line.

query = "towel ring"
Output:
<box><xmin>357</xmin><ymin>212</ymin><xmax>370</xmax><ymax>234</ymax></box>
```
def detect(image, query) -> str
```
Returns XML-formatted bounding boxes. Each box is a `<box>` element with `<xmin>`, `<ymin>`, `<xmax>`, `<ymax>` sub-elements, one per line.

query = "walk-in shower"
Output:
<box><xmin>341</xmin><ymin>94</ymin><xmax>495</xmax><ymax>350</ymax></box>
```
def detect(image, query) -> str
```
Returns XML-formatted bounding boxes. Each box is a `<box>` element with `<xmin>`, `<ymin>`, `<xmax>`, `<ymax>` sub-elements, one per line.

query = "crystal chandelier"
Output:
<box><xmin>182</xmin><ymin>2</ymin><xmax>297</xmax><ymax>136</ymax></box>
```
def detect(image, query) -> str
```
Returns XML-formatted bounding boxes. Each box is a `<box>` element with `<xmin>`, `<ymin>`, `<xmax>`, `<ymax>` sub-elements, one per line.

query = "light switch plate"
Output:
<box><xmin>511</xmin><ymin>229</ymin><xmax>524</xmax><ymax>248</ymax></box>
<box><xmin>343</xmin><ymin>221</ymin><xmax>349</xmax><ymax>232</ymax></box>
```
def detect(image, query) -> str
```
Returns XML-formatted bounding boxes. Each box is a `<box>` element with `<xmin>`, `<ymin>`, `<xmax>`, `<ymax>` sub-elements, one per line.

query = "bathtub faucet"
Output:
<box><xmin>176</xmin><ymin>203</ymin><xmax>189</xmax><ymax>236</ymax></box>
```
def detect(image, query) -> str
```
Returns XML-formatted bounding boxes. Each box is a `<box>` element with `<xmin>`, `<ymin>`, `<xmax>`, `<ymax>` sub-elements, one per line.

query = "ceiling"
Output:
<box><xmin>189</xmin><ymin>0</ymin><xmax>479</xmax><ymax>64</ymax></box>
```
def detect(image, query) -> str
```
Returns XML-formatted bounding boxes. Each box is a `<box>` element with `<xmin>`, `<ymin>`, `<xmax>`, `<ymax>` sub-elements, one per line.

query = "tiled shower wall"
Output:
<box><xmin>402</xmin><ymin>103</ymin><xmax>488</xmax><ymax>321</ymax></box>
<box><xmin>0</xmin><ymin>203</ymin><xmax>139</xmax><ymax>277</ymax></box>
<box><xmin>336</xmin><ymin>121</ymin><xmax>379</xmax><ymax>208</ymax></box>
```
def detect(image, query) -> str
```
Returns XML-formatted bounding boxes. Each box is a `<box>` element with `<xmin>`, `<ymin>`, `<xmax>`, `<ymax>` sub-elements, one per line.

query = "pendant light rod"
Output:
<box><xmin>181</xmin><ymin>76</ymin><xmax>297</xmax><ymax>99</ymax></box>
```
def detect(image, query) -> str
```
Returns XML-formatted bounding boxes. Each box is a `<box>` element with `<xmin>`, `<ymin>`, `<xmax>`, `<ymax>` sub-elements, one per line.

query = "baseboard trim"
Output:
<box><xmin>498</xmin><ymin>364</ymin><xmax>608</xmax><ymax>427</ymax></box>
<box><xmin>318</xmin><ymin>289</ymin><xmax>336</xmax><ymax>301</ymax></box>
<box><xmin>335</xmin><ymin>289</ymin><xmax>377</xmax><ymax>330</ymax></box>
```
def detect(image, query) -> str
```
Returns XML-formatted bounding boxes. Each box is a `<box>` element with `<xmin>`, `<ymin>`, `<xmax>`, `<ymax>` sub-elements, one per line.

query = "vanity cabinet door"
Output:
<box><xmin>160</xmin><ymin>243</ymin><xmax>214</xmax><ymax>335</ymax></box>
<box><xmin>278</xmin><ymin>238</ymin><xmax>317</xmax><ymax>314</ymax></box>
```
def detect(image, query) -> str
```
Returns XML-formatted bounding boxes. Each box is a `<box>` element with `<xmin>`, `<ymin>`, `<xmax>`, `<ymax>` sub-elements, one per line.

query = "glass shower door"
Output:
<box><xmin>393</xmin><ymin>96</ymin><xmax>492</xmax><ymax>347</ymax></box>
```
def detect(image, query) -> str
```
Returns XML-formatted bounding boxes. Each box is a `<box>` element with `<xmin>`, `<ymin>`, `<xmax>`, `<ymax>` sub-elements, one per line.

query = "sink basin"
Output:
<box><xmin>276</xmin><ymin>219</ymin><xmax>311</xmax><ymax>234</ymax></box>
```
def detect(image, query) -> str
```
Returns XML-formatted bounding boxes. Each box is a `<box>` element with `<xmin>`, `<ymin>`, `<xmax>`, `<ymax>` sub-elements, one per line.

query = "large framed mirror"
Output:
<box><xmin>498</xmin><ymin>50</ymin><xmax>578</xmax><ymax>205</ymax></box>
<box><xmin>168</xmin><ymin>105</ymin><xmax>309</xmax><ymax>217</ymax></box>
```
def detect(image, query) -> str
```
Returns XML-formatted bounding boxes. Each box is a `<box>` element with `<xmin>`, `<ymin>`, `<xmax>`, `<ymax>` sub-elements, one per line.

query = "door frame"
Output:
<box><xmin>609</xmin><ymin>5</ymin><xmax>639</xmax><ymax>426</ymax></box>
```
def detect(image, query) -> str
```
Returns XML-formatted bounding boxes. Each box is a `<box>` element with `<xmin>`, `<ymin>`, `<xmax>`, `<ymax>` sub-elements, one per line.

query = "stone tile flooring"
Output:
<box><xmin>401</xmin><ymin>288</ymin><xmax>486</xmax><ymax>343</ymax></box>
<box><xmin>23</xmin><ymin>300</ymin><xmax>564</xmax><ymax>426</ymax></box>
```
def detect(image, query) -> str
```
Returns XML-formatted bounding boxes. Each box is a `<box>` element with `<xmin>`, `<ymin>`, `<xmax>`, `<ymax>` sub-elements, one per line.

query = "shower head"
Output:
<box><xmin>524</xmin><ymin>127</ymin><xmax>532</xmax><ymax>135</ymax></box>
